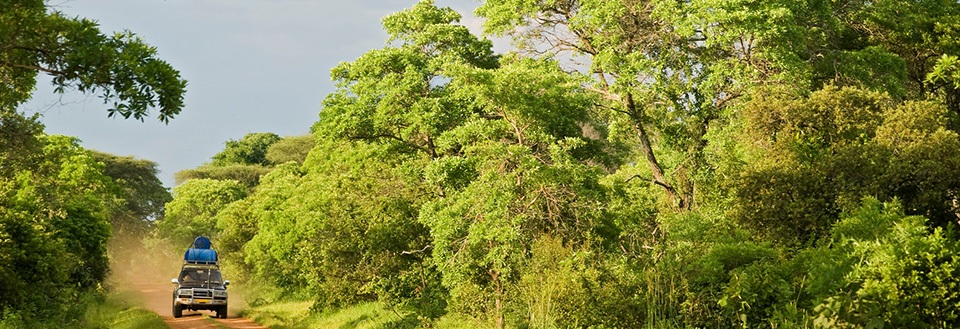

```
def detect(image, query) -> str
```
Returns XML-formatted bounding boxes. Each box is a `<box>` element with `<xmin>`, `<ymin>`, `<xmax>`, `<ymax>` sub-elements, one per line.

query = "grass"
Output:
<box><xmin>244</xmin><ymin>301</ymin><xmax>409</xmax><ymax>329</ymax></box>
<box><xmin>241</xmin><ymin>300</ymin><xmax>314</xmax><ymax>328</ymax></box>
<box><xmin>84</xmin><ymin>292</ymin><xmax>167</xmax><ymax>329</ymax></box>
<box><xmin>241</xmin><ymin>300</ymin><xmax>497</xmax><ymax>329</ymax></box>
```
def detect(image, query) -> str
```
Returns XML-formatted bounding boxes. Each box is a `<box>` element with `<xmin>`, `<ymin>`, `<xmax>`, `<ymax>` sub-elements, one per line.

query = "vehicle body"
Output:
<box><xmin>172</xmin><ymin>236</ymin><xmax>229</xmax><ymax>318</ymax></box>
<box><xmin>171</xmin><ymin>264</ymin><xmax>230</xmax><ymax>318</ymax></box>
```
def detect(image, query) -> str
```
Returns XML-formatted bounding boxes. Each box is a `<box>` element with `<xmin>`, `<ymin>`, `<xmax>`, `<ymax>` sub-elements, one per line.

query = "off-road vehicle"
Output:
<box><xmin>171</xmin><ymin>236</ymin><xmax>230</xmax><ymax>318</ymax></box>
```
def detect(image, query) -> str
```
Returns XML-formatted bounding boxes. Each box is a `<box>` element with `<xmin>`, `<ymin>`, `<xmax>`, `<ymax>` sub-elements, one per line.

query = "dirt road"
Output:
<box><xmin>133</xmin><ymin>281</ymin><xmax>267</xmax><ymax>329</ymax></box>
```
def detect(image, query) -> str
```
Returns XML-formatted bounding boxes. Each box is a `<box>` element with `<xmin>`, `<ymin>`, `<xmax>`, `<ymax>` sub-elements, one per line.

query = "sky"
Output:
<box><xmin>21</xmin><ymin>0</ymin><xmax>507</xmax><ymax>188</ymax></box>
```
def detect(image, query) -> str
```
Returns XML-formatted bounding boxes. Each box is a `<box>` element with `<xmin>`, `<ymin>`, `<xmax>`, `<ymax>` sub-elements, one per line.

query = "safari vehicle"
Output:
<box><xmin>172</xmin><ymin>236</ymin><xmax>230</xmax><ymax>318</ymax></box>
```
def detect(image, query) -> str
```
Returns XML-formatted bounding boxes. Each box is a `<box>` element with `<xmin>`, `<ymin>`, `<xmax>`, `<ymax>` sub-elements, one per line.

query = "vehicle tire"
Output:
<box><xmin>173</xmin><ymin>303</ymin><xmax>183</xmax><ymax>318</ymax></box>
<box><xmin>217</xmin><ymin>306</ymin><xmax>228</xmax><ymax>319</ymax></box>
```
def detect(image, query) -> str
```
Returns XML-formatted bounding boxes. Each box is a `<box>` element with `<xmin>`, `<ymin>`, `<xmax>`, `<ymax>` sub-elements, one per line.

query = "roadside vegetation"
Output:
<box><xmin>157</xmin><ymin>1</ymin><xmax>960</xmax><ymax>328</ymax></box>
<box><xmin>1</xmin><ymin>0</ymin><xmax>183</xmax><ymax>327</ymax></box>
<box><xmin>6</xmin><ymin>0</ymin><xmax>960</xmax><ymax>328</ymax></box>
<box><xmin>82</xmin><ymin>292</ymin><xmax>168</xmax><ymax>329</ymax></box>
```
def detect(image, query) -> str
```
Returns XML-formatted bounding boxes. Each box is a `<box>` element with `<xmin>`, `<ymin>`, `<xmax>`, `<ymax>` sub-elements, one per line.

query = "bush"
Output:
<box><xmin>815</xmin><ymin>199</ymin><xmax>960</xmax><ymax>327</ymax></box>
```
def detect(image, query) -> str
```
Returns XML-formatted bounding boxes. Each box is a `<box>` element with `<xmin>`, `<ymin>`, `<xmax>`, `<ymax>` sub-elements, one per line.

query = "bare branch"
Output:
<box><xmin>400</xmin><ymin>245</ymin><xmax>432</xmax><ymax>255</ymax></box>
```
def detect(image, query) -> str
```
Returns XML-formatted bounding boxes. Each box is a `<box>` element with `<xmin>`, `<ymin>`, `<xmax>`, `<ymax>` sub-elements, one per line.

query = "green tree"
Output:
<box><xmin>1</xmin><ymin>0</ymin><xmax>186</xmax><ymax>121</ymax></box>
<box><xmin>233</xmin><ymin>2</ymin><xmax>492</xmax><ymax>316</ymax></box>
<box><xmin>211</xmin><ymin>132</ymin><xmax>282</xmax><ymax>166</ymax></box>
<box><xmin>91</xmin><ymin>151</ymin><xmax>171</xmax><ymax>270</ymax></box>
<box><xmin>317</xmin><ymin>1</ymin><xmax>497</xmax><ymax>160</ymax></box>
<box><xmin>478</xmin><ymin>0</ymin><xmax>734</xmax><ymax>210</ymax></box>
<box><xmin>417</xmin><ymin>55</ymin><xmax>610</xmax><ymax>327</ymax></box>
<box><xmin>91</xmin><ymin>151</ymin><xmax>170</xmax><ymax>230</ymax></box>
<box><xmin>243</xmin><ymin>140</ymin><xmax>436</xmax><ymax>310</ymax></box>
<box><xmin>854</xmin><ymin>0</ymin><xmax>960</xmax><ymax>113</ymax></box>
<box><xmin>265</xmin><ymin>134</ymin><xmax>315</xmax><ymax>165</ymax></box>
<box><xmin>0</xmin><ymin>110</ymin><xmax>43</xmax><ymax>175</ymax></box>
<box><xmin>310</xmin><ymin>3</ymin><xmax>620</xmax><ymax>327</ymax></box>
<box><xmin>215</xmin><ymin>162</ymin><xmax>302</xmax><ymax>276</ymax></box>
<box><xmin>174</xmin><ymin>164</ymin><xmax>271</xmax><ymax>188</ymax></box>
<box><xmin>0</xmin><ymin>135</ymin><xmax>117</xmax><ymax>322</ymax></box>
<box><xmin>156</xmin><ymin>178</ymin><xmax>246</xmax><ymax>246</ymax></box>
<box><xmin>728</xmin><ymin>86</ymin><xmax>960</xmax><ymax>242</ymax></box>
<box><xmin>176</xmin><ymin>132</ymin><xmax>283</xmax><ymax>188</ymax></box>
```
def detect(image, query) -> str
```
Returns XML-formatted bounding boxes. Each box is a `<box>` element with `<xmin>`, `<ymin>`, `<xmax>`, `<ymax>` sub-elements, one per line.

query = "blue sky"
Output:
<box><xmin>22</xmin><ymin>0</ymin><xmax>505</xmax><ymax>188</ymax></box>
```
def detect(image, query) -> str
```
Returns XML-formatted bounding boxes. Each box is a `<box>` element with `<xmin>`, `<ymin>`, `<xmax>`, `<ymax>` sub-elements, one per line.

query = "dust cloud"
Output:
<box><xmin>104</xmin><ymin>234</ymin><xmax>253</xmax><ymax>319</ymax></box>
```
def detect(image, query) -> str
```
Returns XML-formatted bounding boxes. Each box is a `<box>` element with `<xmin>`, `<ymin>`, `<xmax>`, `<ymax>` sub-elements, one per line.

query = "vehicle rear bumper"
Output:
<box><xmin>175</xmin><ymin>297</ymin><xmax>227</xmax><ymax>309</ymax></box>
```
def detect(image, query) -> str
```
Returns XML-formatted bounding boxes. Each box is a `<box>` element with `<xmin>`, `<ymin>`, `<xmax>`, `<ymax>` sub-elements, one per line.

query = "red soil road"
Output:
<box><xmin>133</xmin><ymin>281</ymin><xmax>266</xmax><ymax>329</ymax></box>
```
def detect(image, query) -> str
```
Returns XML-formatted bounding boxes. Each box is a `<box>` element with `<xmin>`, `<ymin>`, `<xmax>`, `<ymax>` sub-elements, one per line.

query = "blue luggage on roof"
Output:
<box><xmin>184</xmin><ymin>248</ymin><xmax>218</xmax><ymax>264</ymax></box>
<box><xmin>184</xmin><ymin>236</ymin><xmax>218</xmax><ymax>264</ymax></box>
<box><xmin>193</xmin><ymin>236</ymin><xmax>212</xmax><ymax>249</ymax></box>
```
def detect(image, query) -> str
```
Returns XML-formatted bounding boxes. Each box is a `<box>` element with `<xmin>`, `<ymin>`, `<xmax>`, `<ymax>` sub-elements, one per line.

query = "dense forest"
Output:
<box><xmin>6</xmin><ymin>0</ymin><xmax>960</xmax><ymax>328</ymax></box>
<box><xmin>164</xmin><ymin>1</ymin><xmax>960</xmax><ymax>327</ymax></box>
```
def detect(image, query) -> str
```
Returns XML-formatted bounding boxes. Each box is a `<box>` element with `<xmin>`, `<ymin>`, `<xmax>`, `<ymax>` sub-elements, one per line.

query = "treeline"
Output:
<box><xmin>161</xmin><ymin>0</ymin><xmax>960</xmax><ymax>328</ymax></box>
<box><xmin>0</xmin><ymin>112</ymin><xmax>173</xmax><ymax>327</ymax></box>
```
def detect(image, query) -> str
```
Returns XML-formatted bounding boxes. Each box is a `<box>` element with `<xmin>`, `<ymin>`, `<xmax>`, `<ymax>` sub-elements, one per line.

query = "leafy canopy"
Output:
<box><xmin>1</xmin><ymin>0</ymin><xmax>186</xmax><ymax>122</ymax></box>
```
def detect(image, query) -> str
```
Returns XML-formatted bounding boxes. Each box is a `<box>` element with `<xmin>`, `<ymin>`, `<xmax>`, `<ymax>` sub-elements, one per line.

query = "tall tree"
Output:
<box><xmin>311</xmin><ymin>2</ymin><xmax>616</xmax><ymax>326</ymax></box>
<box><xmin>92</xmin><ymin>151</ymin><xmax>170</xmax><ymax>226</ymax></box>
<box><xmin>316</xmin><ymin>0</ymin><xmax>498</xmax><ymax>159</ymax></box>
<box><xmin>0</xmin><ymin>135</ymin><xmax>118</xmax><ymax>319</ymax></box>
<box><xmin>477</xmin><ymin>0</ymin><xmax>733</xmax><ymax>210</ymax></box>
<box><xmin>175</xmin><ymin>133</ymin><xmax>283</xmax><ymax>188</ymax></box>
<box><xmin>288</xmin><ymin>0</ymin><xmax>500</xmax><ymax>314</ymax></box>
<box><xmin>90</xmin><ymin>151</ymin><xmax>171</xmax><ymax>267</ymax></box>
<box><xmin>156</xmin><ymin>179</ymin><xmax>246</xmax><ymax>246</ymax></box>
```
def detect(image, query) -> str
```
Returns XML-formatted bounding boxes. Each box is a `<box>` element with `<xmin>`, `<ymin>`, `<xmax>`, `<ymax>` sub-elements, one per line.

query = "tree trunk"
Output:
<box><xmin>489</xmin><ymin>268</ymin><xmax>505</xmax><ymax>329</ymax></box>
<box><xmin>625</xmin><ymin>92</ymin><xmax>687</xmax><ymax>209</ymax></box>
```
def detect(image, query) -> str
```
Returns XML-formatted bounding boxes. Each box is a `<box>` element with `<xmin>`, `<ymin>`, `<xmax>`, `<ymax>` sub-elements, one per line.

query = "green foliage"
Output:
<box><xmin>91</xmin><ymin>152</ymin><xmax>170</xmax><ymax>222</ymax></box>
<box><xmin>0</xmin><ymin>0</ymin><xmax>186</xmax><ymax>121</ymax></box>
<box><xmin>0</xmin><ymin>110</ymin><xmax>43</xmax><ymax>171</ymax></box>
<box><xmin>0</xmin><ymin>1</ymin><xmax>183</xmax><ymax>324</ymax></box>
<box><xmin>91</xmin><ymin>151</ymin><xmax>170</xmax><ymax>245</ymax></box>
<box><xmin>81</xmin><ymin>292</ymin><xmax>168</xmax><ymax>329</ymax></box>
<box><xmin>660</xmin><ymin>198</ymin><xmax>960</xmax><ymax>328</ymax></box>
<box><xmin>215</xmin><ymin>162</ymin><xmax>303</xmax><ymax>278</ymax></box>
<box><xmin>243</xmin><ymin>301</ymin><xmax>419</xmax><ymax>329</ymax></box>
<box><xmin>317</xmin><ymin>0</ymin><xmax>498</xmax><ymax>160</ymax></box>
<box><xmin>265</xmin><ymin>134</ymin><xmax>315</xmax><ymax>165</ymax></box>
<box><xmin>0</xmin><ymin>290</ymin><xmax>167</xmax><ymax>329</ymax></box>
<box><xmin>150</xmin><ymin>1</ymin><xmax>960</xmax><ymax>328</ymax></box>
<box><xmin>929</xmin><ymin>55</ymin><xmax>960</xmax><ymax>89</ymax></box>
<box><xmin>478</xmin><ymin>0</ymin><xmax>738</xmax><ymax>210</ymax></box>
<box><xmin>174</xmin><ymin>164</ymin><xmax>272</xmax><ymax>188</ymax></box>
<box><xmin>0</xmin><ymin>135</ymin><xmax>117</xmax><ymax>322</ymax></box>
<box><xmin>729</xmin><ymin>86</ymin><xmax>960</xmax><ymax>243</ymax></box>
<box><xmin>248</xmin><ymin>140</ymin><xmax>433</xmax><ymax>310</ymax></box>
<box><xmin>211</xmin><ymin>132</ymin><xmax>282</xmax><ymax>166</ymax></box>
<box><xmin>516</xmin><ymin>236</ymin><xmax>650</xmax><ymax>328</ymax></box>
<box><xmin>176</xmin><ymin>133</ymin><xmax>294</xmax><ymax>188</ymax></box>
<box><xmin>811</xmin><ymin>199</ymin><xmax>960</xmax><ymax>328</ymax></box>
<box><xmin>156</xmin><ymin>178</ymin><xmax>246</xmax><ymax>246</ymax></box>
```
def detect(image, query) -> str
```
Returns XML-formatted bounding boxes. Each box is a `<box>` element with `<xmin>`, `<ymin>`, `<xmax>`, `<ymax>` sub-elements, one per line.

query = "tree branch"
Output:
<box><xmin>1</xmin><ymin>62</ymin><xmax>67</xmax><ymax>76</ymax></box>
<box><xmin>400</xmin><ymin>245</ymin><xmax>432</xmax><ymax>255</ymax></box>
